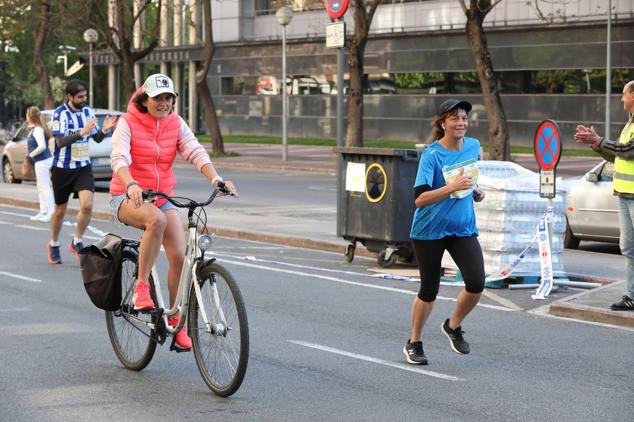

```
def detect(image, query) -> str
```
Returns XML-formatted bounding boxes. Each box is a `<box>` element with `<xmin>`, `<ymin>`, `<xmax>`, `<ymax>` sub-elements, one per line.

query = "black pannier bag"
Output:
<box><xmin>79</xmin><ymin>233</ymin><xmax>123</xmax><ymax>311</ymax></box>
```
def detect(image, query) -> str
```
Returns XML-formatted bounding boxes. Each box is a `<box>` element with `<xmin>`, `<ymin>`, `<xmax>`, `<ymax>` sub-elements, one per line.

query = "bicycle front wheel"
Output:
<box><xmin>188</xmin><ymin>262</ymin><xmax>249</xmax><ymax>397</ymax></box>
<box><xmin>105</xmin><ymin>250</ymin><xmax>157</xmax><ymax>371</ymax></box>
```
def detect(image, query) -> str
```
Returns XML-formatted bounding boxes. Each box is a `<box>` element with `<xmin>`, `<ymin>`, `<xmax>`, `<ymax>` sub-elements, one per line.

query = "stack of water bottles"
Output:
<box><xmin>442</xmin><ymin>160</ymin><xmax>567</xmax><ymax>278</ymax></box>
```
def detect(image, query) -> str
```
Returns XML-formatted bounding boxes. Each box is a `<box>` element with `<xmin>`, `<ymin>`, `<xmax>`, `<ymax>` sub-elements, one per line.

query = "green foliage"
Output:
<box><xmin>394</xmin><ymin>72</ymin><xmax>444</xmax><ymax>89</ymax></box>
<box><xmin>0</xmin><ymin>1</ymin><xmax>85</xmax><ymax>115</ymax></box>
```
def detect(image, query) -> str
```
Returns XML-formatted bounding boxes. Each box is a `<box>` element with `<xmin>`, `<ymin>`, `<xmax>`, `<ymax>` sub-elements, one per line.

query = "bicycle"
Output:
<box><xmin>105</xmin><ymin>186</ymin><xmax>249</xmax><ymax>397</ymax></box>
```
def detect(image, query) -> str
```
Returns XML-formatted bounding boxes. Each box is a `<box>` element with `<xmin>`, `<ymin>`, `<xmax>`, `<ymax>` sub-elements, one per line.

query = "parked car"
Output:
<box><xmin>1</xmin><ymin>108</ymin><xmax>121</xmax><ymax>184</ymax></box>
<box><xmin>565</xmin><ymin>160</ymin><xmax>619</xmax><ymax>248</ymax></box>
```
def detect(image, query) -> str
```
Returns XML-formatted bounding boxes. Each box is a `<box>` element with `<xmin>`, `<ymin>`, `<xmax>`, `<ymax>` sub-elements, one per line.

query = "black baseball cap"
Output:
<box><xmin>438</xmin><ymin>99</ymin><xmax>472</xmax><ymax>115</ymax></box>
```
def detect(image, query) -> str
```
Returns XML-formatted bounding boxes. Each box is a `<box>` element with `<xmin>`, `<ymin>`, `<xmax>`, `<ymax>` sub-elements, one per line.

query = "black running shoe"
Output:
<box><xmin>69</xmin><ymin>240</ymin><xmax>84</xmax><ymax>260</ymax></box>
<box><xmin>441</xmin><ymin>319</ymin><xmax>470</xmax><ymax>355</ymax></box>
<box><xmin>48</xmin><ymin>244</ymin><xmax>62</xmax><ymax>265</ymax></box>
<box><xmin>610</xmin><ymin>295</ymin><xmax>634</xmax><ymax>311</ymax></box>
<box><xmin>403</xmin><ymin>339</ymin><xmax>428</xmax><ymax>365</ymax></box>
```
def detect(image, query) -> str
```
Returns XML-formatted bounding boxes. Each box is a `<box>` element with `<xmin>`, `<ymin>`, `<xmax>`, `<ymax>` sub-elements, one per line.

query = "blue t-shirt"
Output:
<box><xmin>410</xmin><ymin>137</ymin><xmax>480</xmax><ymax>240</ymax></box>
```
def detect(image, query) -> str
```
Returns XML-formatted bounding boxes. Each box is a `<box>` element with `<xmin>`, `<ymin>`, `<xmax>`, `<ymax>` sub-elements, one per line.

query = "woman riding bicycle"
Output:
<box><xmin>109</xmin><ymin>73</ymin><xmax>237</xmax><ymax>350</ymax></box>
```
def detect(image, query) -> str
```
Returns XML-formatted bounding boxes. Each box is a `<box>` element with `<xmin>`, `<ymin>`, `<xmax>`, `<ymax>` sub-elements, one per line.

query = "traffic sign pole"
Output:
<box><xmin>533</xmin><ymin>119</ymin><xmax>563</xmax><ymax>299</ymax></box>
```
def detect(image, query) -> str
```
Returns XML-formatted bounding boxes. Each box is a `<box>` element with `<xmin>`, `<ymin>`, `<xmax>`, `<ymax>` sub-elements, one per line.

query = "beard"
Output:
<box><xmin>71</xmin><ymin>99</ymin><xmax>87</xmax><ymax>109</ymax></box>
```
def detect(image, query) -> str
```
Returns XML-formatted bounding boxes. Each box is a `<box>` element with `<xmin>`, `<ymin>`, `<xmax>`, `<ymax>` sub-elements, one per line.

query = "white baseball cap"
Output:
<box><xmin>143</xmin><ymin>73</ymin><xmax>177</xmax><ymax>97</ymax></box>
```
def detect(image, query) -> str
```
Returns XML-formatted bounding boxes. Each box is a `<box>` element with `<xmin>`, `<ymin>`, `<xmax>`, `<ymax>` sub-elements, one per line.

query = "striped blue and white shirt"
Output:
<box><xmin>51</xmin><ymin>103</ymin><xmax>99</xmax><ymax>169</ymax></box>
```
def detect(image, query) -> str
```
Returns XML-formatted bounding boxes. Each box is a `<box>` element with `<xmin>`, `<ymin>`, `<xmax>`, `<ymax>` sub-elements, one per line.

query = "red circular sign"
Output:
<box><xmin>534</xmin><ymin>119</ymin><xmax>562</xmax><ymax>171</ymax></box>
<box><xmin>324</xmin><ymin>0</ymin><xmax>350</xmax><ymax>20</ymax></box>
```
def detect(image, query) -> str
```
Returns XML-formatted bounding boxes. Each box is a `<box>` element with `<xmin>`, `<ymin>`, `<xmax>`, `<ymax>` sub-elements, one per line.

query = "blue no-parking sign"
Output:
<box><xmin>534</xmin><ymin>120</ymin><xmax>562</xmax><ymax>198</ymax></box>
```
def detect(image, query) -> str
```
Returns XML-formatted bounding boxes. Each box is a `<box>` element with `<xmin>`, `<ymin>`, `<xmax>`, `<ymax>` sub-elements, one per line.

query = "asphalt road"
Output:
<box><xmin>0</xmin><ymin>204</ymin><xmax>631</xmax><ymax>421</ymax></box>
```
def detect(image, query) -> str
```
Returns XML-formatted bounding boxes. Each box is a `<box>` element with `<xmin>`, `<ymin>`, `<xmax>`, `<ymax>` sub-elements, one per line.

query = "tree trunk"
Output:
<box><xmin>196</xmin><ymin>73</ymin><xmax>223</xmax><ymax>152</ymax></box>
<box><xmin>195</xmin><ymin>0</ymin><xmax>224</xmax><ymax>154</ymax></box>
<box><xmin>345</xmin><ymin>0</ymin><xmax>380</xmax><ymax>147</ymax></box>
<box><xmin>33</xmin><ymin>1</ymin><xmax>55</xmax><ymax>109</ymax></box>
<box><xmin>463</xmin><ymin>1</ymin><xmax>509</xmax><ymax>160</ymax></box>
<box><xmin>346</xmin><ymin>41</ymin><xmax>365</xmax><ymax>147</ymax></box>
<box><xmin>120</xmin><ymin>52</ymin><xmax>137</xmax><ymax>99</ymax></box>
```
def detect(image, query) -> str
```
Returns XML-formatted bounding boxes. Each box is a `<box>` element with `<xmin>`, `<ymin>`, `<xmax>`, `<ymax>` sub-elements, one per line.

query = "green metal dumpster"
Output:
<box><xmin>334</xmin><ymin>147</ymin><xmax>420</xmax><ymax>267</ymax></box>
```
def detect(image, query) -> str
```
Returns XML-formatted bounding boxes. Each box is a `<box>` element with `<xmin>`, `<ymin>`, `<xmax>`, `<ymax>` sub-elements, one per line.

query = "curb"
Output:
<box><xmin>549</xmin><ymin>282</ymin><xmax>634</xmax><ymax>328</ymax></box>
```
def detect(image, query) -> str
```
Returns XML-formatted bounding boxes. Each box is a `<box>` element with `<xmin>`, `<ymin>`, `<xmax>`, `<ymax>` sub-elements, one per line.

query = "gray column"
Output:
<box><xmin>188</xmin><ymin>0</ymin><xmax>201</xmax><ymax>131</ymax></box>
<box><xmin>159</xmin><ymin>0</ymin><xmax>171</xmax><ymax>76</ymax></box>
<box><xmin>173</xmin><ymin>0</ymin><xmax>183</xmax><ymax>114</ymax></box>
<box><xmin>133</xmin><ymin>0</ymin><xmax>144</xmax><ymax>87</ymax></box>
<box><xmin>107</xmin><ymin>1</ymin><xmax>118</xmax><ymax>109</ymax></box>
<box><xmin>108</xmin><ymin>65</ymin><xmax>118</xmax><ymax>110</ymax></box>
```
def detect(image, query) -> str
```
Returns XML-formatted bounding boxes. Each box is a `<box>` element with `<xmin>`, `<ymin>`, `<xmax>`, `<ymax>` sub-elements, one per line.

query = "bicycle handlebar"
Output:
<box><xmin>142</xmin><ymin>181</ymin><xmax>234</xmax><ymax>209</ymax></box>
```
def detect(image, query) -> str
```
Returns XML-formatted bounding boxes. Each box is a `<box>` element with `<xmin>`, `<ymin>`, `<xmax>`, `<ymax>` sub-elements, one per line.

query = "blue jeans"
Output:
<box><xmin>618</xmin><ymin>197</ymin><xmax>634</xmax><ymax>298</ymax></box>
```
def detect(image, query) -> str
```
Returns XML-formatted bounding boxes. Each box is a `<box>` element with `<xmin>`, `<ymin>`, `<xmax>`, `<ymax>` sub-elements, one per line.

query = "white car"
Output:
<box><xmin>565</xmin><ymin>160</ymin><xmax>619</xmax><ymax>248</ymax></box>
<box><xmin>2</xmin><ymin>108</ymin><xmax>121</xmax><ymax>183</ymax></box>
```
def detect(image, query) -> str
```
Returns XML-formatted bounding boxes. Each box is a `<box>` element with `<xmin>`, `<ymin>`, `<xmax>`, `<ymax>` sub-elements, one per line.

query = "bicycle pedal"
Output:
<box><xmin>169</xmin><ymin>337</ymin><xmax>192</xmax><ymax>353</ymax></box>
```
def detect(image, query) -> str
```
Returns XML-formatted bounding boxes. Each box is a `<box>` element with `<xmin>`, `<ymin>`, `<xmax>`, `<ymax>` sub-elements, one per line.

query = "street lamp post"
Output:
<box><xmin>276</xmin><ymin>7</ymin><xmax>293</xmax><ymax>162</ymax></box>
<box><xmin>83</xmin><ymin>28</ymin><xmax>99</xmax><ymax>107</ymax></box>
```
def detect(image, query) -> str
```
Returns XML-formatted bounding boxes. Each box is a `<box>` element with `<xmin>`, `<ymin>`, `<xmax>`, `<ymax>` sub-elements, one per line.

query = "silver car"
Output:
<box><xmin>565</xmin><ymin>160</ymin><xmax>619</xmax><ymax>248</ymax></box>
<box><xmin>1</xmin><ymin>108</ymin><xmax>121</xmax><ymax>183</ymax></box>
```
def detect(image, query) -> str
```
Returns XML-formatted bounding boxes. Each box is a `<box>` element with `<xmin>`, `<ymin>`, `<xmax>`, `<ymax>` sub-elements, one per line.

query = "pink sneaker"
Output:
<box><xmin>168</xmin><ymin>316</ymin><xmax>192</xmax><ymax>350</ymax></box>
<box><xmin>132</xmin><ymin>282</ymin><xmax>154</xmax><ymax>310</ymax></box>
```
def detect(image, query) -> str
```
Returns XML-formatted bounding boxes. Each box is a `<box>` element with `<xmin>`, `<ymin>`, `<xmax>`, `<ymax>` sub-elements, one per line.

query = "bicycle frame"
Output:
<box><xmin>130</xmin><ymin>190</ymin><xmax>228</xmax><ymax>339</ymax></box>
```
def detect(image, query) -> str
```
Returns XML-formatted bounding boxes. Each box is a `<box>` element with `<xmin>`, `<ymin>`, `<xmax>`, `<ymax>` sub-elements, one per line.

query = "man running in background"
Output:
<box><xmin>47</xmin><ymin>79</ymin><xmax>118</xmax><ymax>264</ymax></box>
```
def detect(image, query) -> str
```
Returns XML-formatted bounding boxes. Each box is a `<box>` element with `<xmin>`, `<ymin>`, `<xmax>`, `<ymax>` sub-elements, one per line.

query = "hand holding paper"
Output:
<box><xmin>443</xmin><ymin>159</ymin><xmax>478</xmax><ymax>199</ymax></box>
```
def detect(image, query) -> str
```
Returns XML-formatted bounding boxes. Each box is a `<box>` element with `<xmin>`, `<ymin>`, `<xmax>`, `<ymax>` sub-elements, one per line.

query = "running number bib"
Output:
<box><xmin>71</xmin><ymin>141</ymin><xmax>90</xmax><ymax>161</ymax></box>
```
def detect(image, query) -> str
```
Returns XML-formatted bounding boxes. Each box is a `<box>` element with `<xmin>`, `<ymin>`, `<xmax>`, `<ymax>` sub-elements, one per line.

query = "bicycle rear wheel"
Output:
<box><xmin>106</xmin><ymin>250</ymin><xmax>157</xmax><ymax>371</ymax></box>
<box><xmin>188</xmin><ymin>262</ymin><xmax>249</xmax><ymax>397</ymax></box>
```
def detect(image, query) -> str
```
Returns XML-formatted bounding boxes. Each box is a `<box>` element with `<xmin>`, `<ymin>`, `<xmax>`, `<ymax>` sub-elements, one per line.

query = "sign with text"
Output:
<box><xmin>324</xmin><ymin>0</ymin><xmax>350</xmax><ymax>20</ymax></box>
<box><xmin>326</xmin><ymin>21</ymin><xmax>345</xmax><ymax>48</ymax></box>
<box><xmin>539</xmin><ymin>170</ymin><xmax>555</xmax><ymax>198</ymax></box>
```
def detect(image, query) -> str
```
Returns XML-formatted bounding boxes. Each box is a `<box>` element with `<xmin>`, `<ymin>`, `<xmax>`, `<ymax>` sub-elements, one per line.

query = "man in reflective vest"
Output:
<box><xmin>575</xmin><ymin>80</ymin><xmax>634</xmax><ymax>311</ymax></box>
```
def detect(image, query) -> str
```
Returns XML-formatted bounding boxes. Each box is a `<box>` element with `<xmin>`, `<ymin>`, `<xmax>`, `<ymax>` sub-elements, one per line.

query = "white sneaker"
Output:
<box><xmin>39</xmin><ymin>213</ymin><xmax>53</xmax><ymax>223</ymax></box>
<box><xmin>30</xmin><ymin>212</ymin><xmax>44</xmax><ymax>221</ymax></box>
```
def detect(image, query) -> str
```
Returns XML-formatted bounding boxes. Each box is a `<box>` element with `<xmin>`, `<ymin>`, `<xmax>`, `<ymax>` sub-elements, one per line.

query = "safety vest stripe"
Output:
<box><xmin>614</xmin><ymin>171</ymin><xmax>634</xmax><ymax>182</ymax></box>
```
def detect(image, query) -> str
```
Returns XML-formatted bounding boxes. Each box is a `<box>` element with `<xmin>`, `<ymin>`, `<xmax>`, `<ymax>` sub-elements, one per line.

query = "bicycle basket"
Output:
<box><xmin>78</xmin><ymin>233</ymin><xmax>123</xmax><ymax>311</ymax></box>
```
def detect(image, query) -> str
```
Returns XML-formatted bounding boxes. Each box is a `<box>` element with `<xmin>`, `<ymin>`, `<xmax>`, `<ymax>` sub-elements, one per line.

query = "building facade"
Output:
<box><xmin>97</xmin><ymin>0</ymin><xmax>634</xmax><ymax>145</ymax></box>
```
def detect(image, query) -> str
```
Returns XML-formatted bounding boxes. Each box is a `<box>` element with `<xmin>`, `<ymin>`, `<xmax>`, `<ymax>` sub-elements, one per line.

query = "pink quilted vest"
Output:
<box><xmin>110</xmin><ymin>88</ymin><xmax>181</xmax><ymax>207</ymax></box>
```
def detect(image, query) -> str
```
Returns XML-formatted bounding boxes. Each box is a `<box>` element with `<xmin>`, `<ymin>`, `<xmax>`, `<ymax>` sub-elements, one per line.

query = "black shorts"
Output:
<box><xmin>51</xmin><ymin>165</ymin><xmax>95</xmax><ymax>205</ymax></box>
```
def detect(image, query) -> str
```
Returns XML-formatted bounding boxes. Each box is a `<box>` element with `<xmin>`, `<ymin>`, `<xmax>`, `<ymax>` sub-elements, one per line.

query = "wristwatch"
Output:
<box><xmin>212</xmin><ymin>175</ymin><xmax>224</xmax><ymax>187</ymax></box>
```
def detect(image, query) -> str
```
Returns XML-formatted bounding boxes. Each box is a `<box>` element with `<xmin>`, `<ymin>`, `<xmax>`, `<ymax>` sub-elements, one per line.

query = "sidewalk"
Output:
<box><xmin>1</xmin><ymin>143</ymin><xmax>632</xmax><ymax>328</ymax></box>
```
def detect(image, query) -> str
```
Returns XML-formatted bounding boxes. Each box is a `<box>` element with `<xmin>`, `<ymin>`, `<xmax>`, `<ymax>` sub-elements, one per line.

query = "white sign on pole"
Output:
<box><xmin>326</xmin><ymin>22</ymin><xmax>345</xmax><ymax>49</ymax></box>
<box><xmin>65</xmin><ymin>60</ymin><xmax>84</xmax><ymax>77</ymax></box>
<box><xmin>539</xmin><ymin>170</ymin><xmax>555</xmax><ymax>198</ymax></box>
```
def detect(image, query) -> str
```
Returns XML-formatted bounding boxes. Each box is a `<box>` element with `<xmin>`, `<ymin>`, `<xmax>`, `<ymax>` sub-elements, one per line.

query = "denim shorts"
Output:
<box><xmin>110</xmin><ymin>194</ymin><xmax>177</xmax><ymax>224</ymax></box>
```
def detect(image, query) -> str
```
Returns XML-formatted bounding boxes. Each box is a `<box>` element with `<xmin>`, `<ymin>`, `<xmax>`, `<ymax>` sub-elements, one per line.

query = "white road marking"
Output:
<box><xmin>0</xmin><ymin>307</ymin><xmax>30</xmax><ymax>313</ymax></box>
<box><xmin>0</xmin><ymin>272</ymin><xmax>41</xmax><ymax>283</ymax></box>
<box><xmin>15</xmin><ymin>224</ymin><xmax>48</xmax><ymax>231</ymax></box>
<box><xmin>289</xmin><ymin>340</ymin><xmax>464</xmax><ymax>381</ymax></box>
<box><xmin>0</xmin><ymin>210</ymin><xmax>31</xmax><ymax>218</ymax></box>
<box><xmin>214</xmin><ymin>257</ymin><xmax>515</xmax><ymax>312</ymax></box>
<box><xmin>482</xmin><ymin>289</ymin><xmax>523</xmax><ymax>311</ymax></box>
